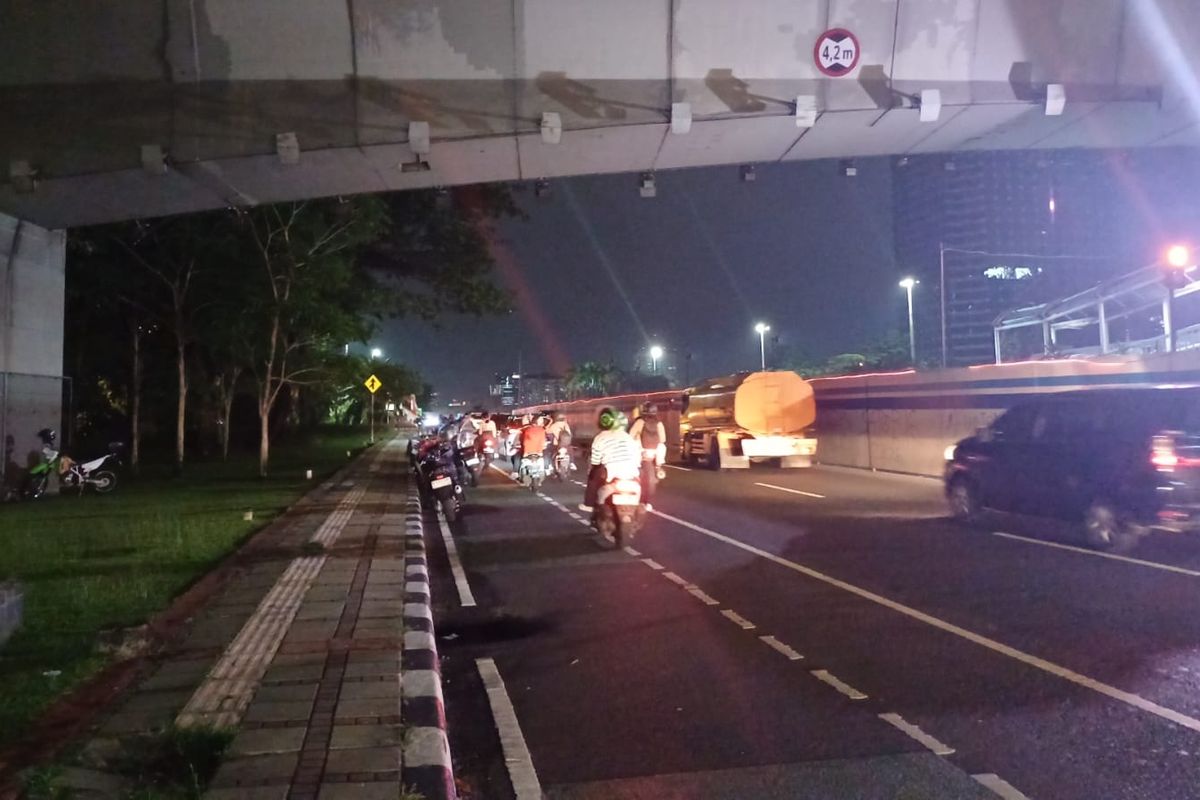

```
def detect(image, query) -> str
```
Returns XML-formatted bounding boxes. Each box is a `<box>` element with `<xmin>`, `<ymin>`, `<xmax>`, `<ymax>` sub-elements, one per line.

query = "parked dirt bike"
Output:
<box><xmin>594</xmin><ymin>476</ymin><xmax>644</xmax><ymax>547</ymax></box>
<box><xmin>519</xmin><ymin>453</ymin><xmax>546</xmax><ymax>492</ymax></box>
<box><xmin>418</xmin><ymin>440</ymin><xmax>466</xmax><ymax>522</ymax></box>
<box><xmin>20</xmin><ymin>443</ymin><xmax>122</xmax><ymax>500</ymax></box>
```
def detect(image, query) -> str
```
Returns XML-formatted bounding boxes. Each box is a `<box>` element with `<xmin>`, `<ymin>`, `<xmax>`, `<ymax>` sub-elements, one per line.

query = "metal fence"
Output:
<box><xmin>0</xmin><ymin>372</ymin><xmax>71</xmax><ymax>488</ymax></box>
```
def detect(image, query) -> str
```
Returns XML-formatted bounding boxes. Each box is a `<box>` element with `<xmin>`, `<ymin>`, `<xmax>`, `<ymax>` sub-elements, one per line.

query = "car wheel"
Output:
<box><xmin>947</xmin><ymin>476</ymin><xmax>982</xmax><ymax>524</ymax></box>
<box><xmin>1084</xmin><ymin>500</ymin><xmax>1138</xmax><ymax>553</ymax></box>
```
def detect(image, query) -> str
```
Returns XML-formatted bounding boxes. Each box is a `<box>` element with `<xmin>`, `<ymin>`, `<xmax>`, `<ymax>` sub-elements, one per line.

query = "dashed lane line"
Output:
<box><xmin>720</xmin><ymin>609</ymin><xmax>757</xmax><ymax>630</ymax></box>
<box><xmin>810</xmin><ymin>669</ymin><xmax>868</xmax><ymax>701</ymax></box>
<box><xmin>879</xmin><ymin>712</ymin><xmax>955</xmax><ymax>755</ymax></box>
<box><xmin>972</xmin><ymin>773</ymin><xmax>1031</xmax><ymax>800</ymax></box>
<box><xmin>477</xmin><ymin>658</ymin><xmax>542</xmax><ymax>800</ymax></box>
<box><xmin>685</xmin><ymin>586</ymin><xmax>720</xmax><ymax>606</ymax></box>
<box><xmin>437</xmin><ymin>512</ymin><xmax>477</xmax><ymax>608</ymax></box>
<box><xmin>623</xmin><ymin>546</ymin><xmax>642</xmax><ymax>556</ymax></box>
<box><xmin>754</xmin><ymin>481</ymin><xmax>825</xmax><ymax>499</ymax></box>
<box><xmin>759</xmin><ymin>635</ymin><xmax>804</xmax><ymax>660</ymax></box>
<box><xmin>663</xmin><ymin>571</ymin><xmax>689</xmax><ymax>586</ymax></box>
<box><xmin>992</xmin><ymin>530</ymin><xmax>1200</xmax><ymax>578</ymax></box>
<box><xmin>664</xmin><ymin>464</ymin><xmax>692</xmax><ymax>472</ymax></box>
<box><xmin>642</xmin><ymin>558</ymin><xmax>664</xmax><ymax>570</ymax></box>
<box><xmin>650</xmin><ymin>507</ymin><xmax>1200</xmax><ymax>735</ymax></box>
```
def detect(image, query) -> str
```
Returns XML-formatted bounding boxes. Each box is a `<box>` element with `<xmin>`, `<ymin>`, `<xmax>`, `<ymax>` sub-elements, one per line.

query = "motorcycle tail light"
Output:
<box><xmin>614</xmin><ymin>479</ymin><xmax>642</xmax><ymax>494</ymax></box>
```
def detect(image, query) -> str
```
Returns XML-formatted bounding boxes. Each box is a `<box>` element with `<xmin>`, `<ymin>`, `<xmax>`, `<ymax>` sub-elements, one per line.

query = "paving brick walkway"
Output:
<box><xmin>65</xmin><ymin>439</ymin><xmax>453</xmax><ymax>800</ymax></box>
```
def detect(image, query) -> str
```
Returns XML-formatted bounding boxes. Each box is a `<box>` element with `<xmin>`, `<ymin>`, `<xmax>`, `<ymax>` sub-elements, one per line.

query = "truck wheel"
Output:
<box><xmin>708</xmin><ymin>440</ymin><xmax>721</xmax><ymax>471</ymax></box>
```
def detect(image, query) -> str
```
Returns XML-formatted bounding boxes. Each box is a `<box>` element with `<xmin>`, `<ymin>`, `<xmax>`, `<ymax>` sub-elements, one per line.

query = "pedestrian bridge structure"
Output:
<box><xmin>2</xmin><ymin>0</ymin><xmax>1199</xmax><ymax>228</ymax></box>
<box><xmin>3</xmin><ymin>0</ymin><xmax>1200</xmax><ymax>458</ymax></box>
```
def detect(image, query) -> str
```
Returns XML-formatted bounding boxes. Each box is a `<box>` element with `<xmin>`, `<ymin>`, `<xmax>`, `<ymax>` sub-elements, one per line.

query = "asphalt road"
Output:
<box><xmin>429</xmin><ymin>458</ymin><xmax>1200</xmax><ymax>799</ymax></box>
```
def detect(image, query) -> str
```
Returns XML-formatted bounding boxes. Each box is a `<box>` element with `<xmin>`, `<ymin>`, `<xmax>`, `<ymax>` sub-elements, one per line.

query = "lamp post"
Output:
<box><xmin>370</xmin><ymin>347</ymin><xmax>383</xmax><ymax>360</ymax></box>
<box><xmin>1164</xmin><ymin>244</ymin><xmax>1194</xmax><ymax>353</ymax></box>
<box><xmin>754</xmin><ymin>323</ymin><xmax>770</xmax><ymax>370</ymax></box>
<box><xmin>649</xmin><ymin>345</ymin><xmax>664</xmax><ymax>374</ymax></box>
<box><xmin>899</xmin><ymin>277</ymin><xmax>918</xmax><ymax>365</ymax></box>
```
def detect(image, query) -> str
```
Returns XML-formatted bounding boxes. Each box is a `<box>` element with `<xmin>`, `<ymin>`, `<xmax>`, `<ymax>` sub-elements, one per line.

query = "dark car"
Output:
<box><xmin>944</xmin><ymin>387</ymin><xmax>1200</xmax><ymax>552</ymax></box>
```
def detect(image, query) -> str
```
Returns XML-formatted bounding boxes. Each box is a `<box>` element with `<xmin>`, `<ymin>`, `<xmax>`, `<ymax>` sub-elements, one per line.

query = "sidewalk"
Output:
<box><xmin>45</xmin><ymin>439</ymin><xmax>454</xmax><ymax>800</ymax></box>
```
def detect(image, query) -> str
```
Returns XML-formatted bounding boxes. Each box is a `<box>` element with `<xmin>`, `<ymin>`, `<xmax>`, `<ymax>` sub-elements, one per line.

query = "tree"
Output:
<box><xmin>565</xmin><ymin>361</ymin><xmax>623</xmax><ymax>398</ymax></box>
<box><xmin>79</xmin><ymin>214</ymin><xmax>234</xmax><ymax>472</ymax></box>
<box><xmin>231</xmin><ymin>198</ymin><xmax>388</xmax><ymax>475</ymax></box>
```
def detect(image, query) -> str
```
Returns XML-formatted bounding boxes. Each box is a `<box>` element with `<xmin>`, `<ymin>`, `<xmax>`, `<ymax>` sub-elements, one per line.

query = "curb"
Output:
<box><xmin>401</xmin><ymin>488</ymin><xmax>457</xmax><ymax>800</ymax></box>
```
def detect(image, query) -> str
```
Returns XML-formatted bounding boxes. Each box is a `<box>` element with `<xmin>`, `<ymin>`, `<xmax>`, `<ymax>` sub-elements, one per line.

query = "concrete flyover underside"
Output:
<box><xmin>2</xmin><ymin>0</ymin><xmax>1198</xmax><ymax>227</ymax></box>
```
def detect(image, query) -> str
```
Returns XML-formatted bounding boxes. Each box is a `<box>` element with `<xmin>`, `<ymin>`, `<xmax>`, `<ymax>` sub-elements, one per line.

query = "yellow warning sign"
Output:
<box><xmin>364</xmin><ymin>374</ymin><xmax>382</xmax><ymax>394</ymax></box>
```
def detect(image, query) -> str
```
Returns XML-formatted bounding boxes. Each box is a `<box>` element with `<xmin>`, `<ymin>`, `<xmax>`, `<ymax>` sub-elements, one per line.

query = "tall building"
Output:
<box><xmin>892</xmin><ymin>148</ymin><xmax>1200</xmax><ymax>365</ymax></box>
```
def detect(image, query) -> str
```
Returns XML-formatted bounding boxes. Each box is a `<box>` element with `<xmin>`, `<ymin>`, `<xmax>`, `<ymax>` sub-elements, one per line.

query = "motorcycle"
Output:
<box><xmin>458</xmin><ymin>443</ymin><xmax>483</xmax><ymax>487</ymax></box>
<box><xmin>475</xmin><ymin>432</ymin><xmax>498</xmax><ymax>469</ymax></box>
<box><xmin>595</xmin><ymin>475</ymin><xmax>644</xmax><ymax>547</ymax></box>
<box><xmin>519</xmin><ymin>453</ymin><xmax>546</xmax><ymax>492</ymax></box>
<box><xmin>552</xmin><ymin>442</ymin><xmax>573</xmax><ymax>482</ymax></box>
<box><xmin>21</xmin><ymin>442</ymin><xmax>122</xmax><ymax>500</ymax></box>
<box><xmin>418</xmin><ymin>440</ymin><xmax>466</xmax><ymax>522</ymax></box>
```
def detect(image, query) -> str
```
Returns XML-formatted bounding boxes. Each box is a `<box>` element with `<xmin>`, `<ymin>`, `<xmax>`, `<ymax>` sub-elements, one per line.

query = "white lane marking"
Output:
<box><xmin>568</xmin><ymin>513</ymin><xmax>584</xmax><ymax>521</ymax></box>
<box><xmin>754</xmin><ymin>482</ymin><xmax>825</xmax><ymax>499</ymax></box>
<box><xmin>720</xmin><ymin>609</ymin><xmax>757</xmax><ymax>630</ymax></box>
<box><xmin>664</xmin><ymin>464</ymin><xmax>692</xmax><ymax>472</ymax></box>
<box><xmin>759</xmin><ymin>635</ymin><xmax>804</xmax><ymax>661</ymax></box>
<box><xmin>663</xmin><ymin>571</ymin><xmax>689</xmax><ymax>586</ymax></box>
<box><xmin>972</xmin><ymin>773</ymin><xmax>1031</xmax><ymax>800</ymax></box>
<box><xmin>622</xmin><ymin>546</ymin><xmax>642</xmax><ymax>556</ymax></box>
<box><xmin>811</xmin><ymin>669</ymin><xmax>868</xmax><ymax>701</ymax></box>
<box><xmin>437</xmin><ymin>514</ymin><xmax>477</xmax><ymax>608</ymax></box>
<box><xmin>685</xmin><ymin>586</ymin><xmax>720</xmax><ymax>606</ymax></box>
<box><xmin>642</xmin><ymin>558</ymin><xmax>664</xmax><ymax>570</ymax></box>
<box><xmin>477</xmin><ymin>658</ymin><xmax>542</xmax><ymax>800</ymax></box>
<box><xmin>879</xmin><ymin>712</ymin><xmax>955</xmax><ymax>755</ymax></box>
<box><xmin>651</xmin><ymin>508</ymin><xmax>1200</xmax><ymax>735</ymax></box>
<box><xmin>993</xmin><ymin>530</ymin><xmax>1200</xmax><ymax>578</ymax></box>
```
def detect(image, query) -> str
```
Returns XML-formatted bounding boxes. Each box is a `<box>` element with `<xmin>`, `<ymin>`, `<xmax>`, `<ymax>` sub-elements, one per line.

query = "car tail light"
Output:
<box><xmin>1152</xmin><ymin>434</ymin><xmax>1200</xmax><ymax>472</ymax></box>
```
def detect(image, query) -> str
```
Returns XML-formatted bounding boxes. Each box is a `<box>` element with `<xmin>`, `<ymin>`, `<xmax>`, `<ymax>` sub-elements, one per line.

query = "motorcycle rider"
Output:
<box><xmin>628</xmin><ymin>402</ymin><xmax>667</xmax><ymax>510</ymax></box>
<box><xmin>516</xmin><ymin>414</ymin><xmax>547</xmax><ymax>479</ymax></box>
<box><xmin>579</xmin><ymin>407</ymin><xmax>642</xmax><ymax>514</ymax></box>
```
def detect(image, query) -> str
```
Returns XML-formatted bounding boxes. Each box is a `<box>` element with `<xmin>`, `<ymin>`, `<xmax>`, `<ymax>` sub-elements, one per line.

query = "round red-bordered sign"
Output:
<box><xmin>814</xmin><ymin>28</ymin><xmax>860</xmax><ymax>77</ymax></box>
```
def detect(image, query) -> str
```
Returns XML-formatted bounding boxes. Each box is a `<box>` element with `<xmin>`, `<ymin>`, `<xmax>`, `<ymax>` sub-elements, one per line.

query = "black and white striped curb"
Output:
<box><xmin>402</xmin><ymin>488</ymin><xmax>457</xmax><ymax>800</ymax></box>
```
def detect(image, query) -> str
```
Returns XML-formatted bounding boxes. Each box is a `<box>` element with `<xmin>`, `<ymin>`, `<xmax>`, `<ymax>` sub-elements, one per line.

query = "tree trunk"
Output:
<box><xmin>288</xmin><ymin>383</ymin><xmax>300</xmax><ymax>429</ymax></box>
<box><xmin>221</xmin><ymin>388</ymin><xmax>234</xmax><ymax>462</ymax></box>
<box><xmin>130</xmin><ymin>326</ymin><xmax>141</xmax><ymax>474</ymax></box>
<box><xmin>258</xmin><ymin>393</ymin><xmax>271</xmax><ymax>477</ymax></box>
<box><xmin>175</xmin><ymin>340</ymin><xmax>187</xmax><ymax>473</ymax></box>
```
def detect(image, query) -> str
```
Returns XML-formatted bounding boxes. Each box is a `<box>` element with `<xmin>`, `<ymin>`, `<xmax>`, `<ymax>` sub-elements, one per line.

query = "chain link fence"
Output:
<box><xmin>0</xmin><ymin>372</ymin><xmax>70</xmax><ymax>490</ymax></box>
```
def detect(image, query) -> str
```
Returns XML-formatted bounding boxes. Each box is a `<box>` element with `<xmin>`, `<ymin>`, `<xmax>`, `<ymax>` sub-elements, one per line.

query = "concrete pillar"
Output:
<box><xmin>0</xmin><ymin>213</ymin><xmax>66</xmax><ymax>484</ymax></box>
<box><xmin>1041</xmin><ymin>320</ymin><xmax>1051</xmax><ymax>355</ymax></box>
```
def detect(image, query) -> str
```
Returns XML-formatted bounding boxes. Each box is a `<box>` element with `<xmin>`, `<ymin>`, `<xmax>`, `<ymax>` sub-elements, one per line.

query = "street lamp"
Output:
<box><xmin>1163</xmin><ymin>244</ymin><xmax>1194</xmax><ymax>353</ymax></box>
<box><xmin>754</xmin><ymin>322</ymin><xmax>771</xmax><ymax>370</ymax></box>
<box><xmin>370</xmin><ymin>347</ymin><xmax>383</xmax><ymax>360</ymax></box>
<box><xmin>649</xmin><ymin>345</ymin><xmax>664</xmax><ymax>374</ymax></box>
<box><xmin>899</xmin><ymin>277</ymin><xmax>919</xmax><ymax>364</ymax></box>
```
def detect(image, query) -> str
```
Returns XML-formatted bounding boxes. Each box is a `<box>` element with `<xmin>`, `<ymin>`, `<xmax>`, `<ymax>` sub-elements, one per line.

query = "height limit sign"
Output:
<box><xmin>814</xmin><ymin>28</ymin><xmax>860</xmax><ymax>77</ymax></box>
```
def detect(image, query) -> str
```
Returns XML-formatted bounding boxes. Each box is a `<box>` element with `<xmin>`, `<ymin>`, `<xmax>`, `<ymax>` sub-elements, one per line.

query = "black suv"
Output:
<box><xmin>944</xmin><ymin>387</ymin><xmax>1200</xmax><ymax>551</ymax></box>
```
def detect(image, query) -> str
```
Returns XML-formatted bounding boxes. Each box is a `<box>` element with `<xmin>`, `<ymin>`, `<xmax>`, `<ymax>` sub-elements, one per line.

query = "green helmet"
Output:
<box><xmin>598</xmin><ymin>406</ymin><xmax>626</xmax><ymax>431</ymax></box>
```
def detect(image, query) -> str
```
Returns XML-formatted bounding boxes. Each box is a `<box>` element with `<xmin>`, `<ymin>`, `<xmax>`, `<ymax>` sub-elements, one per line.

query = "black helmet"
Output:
<box><xmin>555</xmin><ymin>412</ymin><xmax>566</xmax><ymax>421</ymax></box>
<box><xmin>37</xmin><ymin>428</ymin><xmax>56</xmax><ymax>445</ymax></box>
<box><xmin>643</xmin><ymin>402</ymin><xmax>659</xmax><ymax>416</ymax></box>
<box><xmin>598</xmin><ymin>407</ymin><xmax>625</xmax><ymax>431</ymax></box>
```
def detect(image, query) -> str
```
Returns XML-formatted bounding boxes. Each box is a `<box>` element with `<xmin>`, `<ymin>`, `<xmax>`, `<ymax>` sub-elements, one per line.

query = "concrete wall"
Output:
<box><xmin>0</xmin><ymin>212</ymin><xmax>65</xmax><ymax>483</ymax></box>
<box><xmin>811</xmin><ymin>350</ymin><xmax>1200</xmax><ymax>477</ymax></box>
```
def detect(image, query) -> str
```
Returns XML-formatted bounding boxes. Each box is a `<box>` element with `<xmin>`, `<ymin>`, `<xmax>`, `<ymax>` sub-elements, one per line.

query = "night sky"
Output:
<box><xmin>381</xmin><ymin>157</ymin><xmax>901</xmax><ymax>406</ymax></box>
